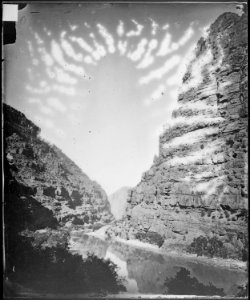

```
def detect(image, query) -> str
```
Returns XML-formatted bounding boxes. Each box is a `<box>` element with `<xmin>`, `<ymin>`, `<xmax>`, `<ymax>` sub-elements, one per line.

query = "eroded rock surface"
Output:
<box><xmin>109</xmin><ymin>12</ymin><xmax>248</xmax><ymax>253</ymax></box>
<box><xmin>4</xmin><ymin>103</ymin><xmax>113</xmax><ymax>228</ymax></box>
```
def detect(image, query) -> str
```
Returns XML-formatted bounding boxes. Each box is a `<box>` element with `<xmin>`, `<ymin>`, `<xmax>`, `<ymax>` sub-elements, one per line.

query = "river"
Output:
<box><xmin>68</xmin><ymin>226</ymin><xmax>247</xmax><ymax>297</ymax></box>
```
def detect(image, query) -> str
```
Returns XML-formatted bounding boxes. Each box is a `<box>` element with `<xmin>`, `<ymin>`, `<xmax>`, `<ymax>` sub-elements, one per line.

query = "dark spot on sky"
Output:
<box><xmin>89</xmin><ymin>131</ymin><xmax>92</xmax><ymax>133</ymax></box>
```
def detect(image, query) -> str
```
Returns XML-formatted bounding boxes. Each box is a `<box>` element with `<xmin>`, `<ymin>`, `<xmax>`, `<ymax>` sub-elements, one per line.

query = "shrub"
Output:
<box><xmin>135</xmin><ymin>231</ymin><xmax>164</xmax><ymax>247</ymax></box>
<box><xmin>164</xmin><ymin>267</ymin><xmax>225</xmax><ymax>296</ymax></box>
<box><xmin>72</xmin><ymin>216</ymin><xmax>84</xmax><ymax>225</ymax></box>
<box><xmin>187</xmin><ymin>235</ymin><xmax>228</xmax><ymax>259</ymax></box>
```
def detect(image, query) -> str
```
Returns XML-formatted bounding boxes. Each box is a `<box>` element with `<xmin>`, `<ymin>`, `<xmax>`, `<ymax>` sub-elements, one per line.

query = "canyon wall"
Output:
<box><xmin>110</xmin><ymin>12</ymin><xmax>248</xmax><ymax>252</ymax></box>
<box><xmin>4</xmin><ymin>103</ymin><xmax>113</xmax><ymax>228</ymax></box>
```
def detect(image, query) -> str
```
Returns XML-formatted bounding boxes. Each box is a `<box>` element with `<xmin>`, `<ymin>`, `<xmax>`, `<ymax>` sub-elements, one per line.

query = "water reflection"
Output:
<box><xmin>164</xmin><ymin>267</ymin><xmax>224</xmax><ymax>296</ymax></box>
<box><xmin>69</xmin><ymin>231</ymin><xmax>247</xmax><ymax>296</ymax></box>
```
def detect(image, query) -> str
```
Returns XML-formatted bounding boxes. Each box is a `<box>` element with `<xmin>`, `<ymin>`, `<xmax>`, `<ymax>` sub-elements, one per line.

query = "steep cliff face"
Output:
<box><xmin>111</xmin><ymin>12</ymin><xmax>248</xmax><ymax>253</ymax></box>
<box><xmin>4</xmin><ymin>103</ymin><xmax>113</xmax><ymax>228</ymax></box>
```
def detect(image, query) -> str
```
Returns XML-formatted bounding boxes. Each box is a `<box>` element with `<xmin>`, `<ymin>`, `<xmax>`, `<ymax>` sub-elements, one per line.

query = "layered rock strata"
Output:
<box><xmin>4</xmin><ymin>103</ymin><xmax>113</xmax><ymax>227</ymax></box>
<box><xmin>110</xmin><ymin>12</ymin><xmax>248</xmax><ymax>251</ymax></box>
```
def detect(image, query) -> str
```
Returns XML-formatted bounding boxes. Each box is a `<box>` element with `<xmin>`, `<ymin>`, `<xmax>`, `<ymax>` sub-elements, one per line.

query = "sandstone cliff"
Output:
<box><xmin>110</xmin><ymin>12</ymin><xmax>248</xmax><ymax>256</ymax></box>
<box><xmin>4</xmin><ymin>103</ymin><xmax>113</xmax><ymax>228</ymax></box>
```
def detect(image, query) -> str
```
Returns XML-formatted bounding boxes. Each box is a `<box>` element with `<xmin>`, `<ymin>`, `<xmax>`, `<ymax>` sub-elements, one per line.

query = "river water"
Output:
<box><xmin>69</xmin><ymin>227</ymin><xmax>247</xmax><ymax>297</ymax></box>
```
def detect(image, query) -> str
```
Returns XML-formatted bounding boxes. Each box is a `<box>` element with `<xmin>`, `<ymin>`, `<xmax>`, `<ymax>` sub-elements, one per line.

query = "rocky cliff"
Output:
<box><xmin>4</xmin><ymin>103</ymin><xmax>113</xmax><ymax>228</ymax></box>
<box><xmin>110</xmin><ymin>11</ymin><xmax>248</xmax><ymax>255</ymax></box>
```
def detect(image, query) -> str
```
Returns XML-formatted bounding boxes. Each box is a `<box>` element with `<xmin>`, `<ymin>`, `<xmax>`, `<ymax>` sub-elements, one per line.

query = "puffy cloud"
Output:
<box><xmin>126</xmin><ymin>19</ymin><xmax>144</xmax><ymax>37</ymax></box>
<box><xmin>26</xmin><ymin>84</ymin><xmax>51</xmax><ymax>94</ymax></box>
<box><xmin>127</xmin><ymin>38</ymin><xmax>147</xmax><ymax>61</ymax></box>
<box><xmin>139</xmin><ymin>55</ymin><xmax>180</xmax><ymax>84</ymax></box>
<box><xmin>27</xmin><ymin>41</ymin><xmax>34</xmax><ymax>57</ymax></box>
<box><xmin>117</xmin><ymin>20</ymin><xmax>124</xmax><ymax>37</ymax></box>
<box><xmin>157</xmin><ymin>32</ymin><xmax>172</xmax><ymax>56</ymax></box>
<box><xmin>47</xmin><ymin>97</ymin><xmax>67</xmax><ymax>113</ymax></box>
<box><xmin>136</xmin><ymin>39</ymin><xmax>158</xmax><ymax>69</ymax></box>
<box><xmin>149</xmin><ymin>18</ymin><xmax>159</xmax><ymax>35</ymax></box>
<box><xmin>90</xmin><ymin>36</ymin><xmax>107</xmax><ymax>60</ymax></box>
<box><xmin>61</xmin><ymin>37</ymin><xmax>83</xmax><ymax>62</ymax></box>
<box><xmin>70</xmin><ymin>24</ymin><xmax>78</xmax><ymax>31</ymax></box>
<box><xmin>51</xmin><ymin>40</ymin><xmax>65</xmax><ymax>65</ymax></box>
<box><xmin>166</xmin><ymin>44</ymin><xmax>196</xmax><ymax>87</ymax></box>
<box><xmin>38</xmin><ymin>47</ymin><xmax>54</xmax><ymax>67</ymax></box>
<box><xmin>84</xmin><ymin>22</ymin><xmax>91</xmax><ymax>28</ymax></box>
<box><xmin>39</xmin><ymin>81</ymin><xmax>47</xmax><ymax>88</ymax></box>
<box><xmin>84</xmin><ymin>55</ymin><xmax>97</xmax><ymax>65</ymax></box>
<box><xmin>51</xmin><ymin>40</ymin><xmax>85</xmax><ymax>76</ymax></box>
<box><xmin>97</xmin><ymin>24</ymin><xmax>115</xmax><ymax>53</ymax></box>
<box><xmin>162</xmin><ymin>23</ymin><xmax>169</xmax><ymax>30</ymax></box>
<box><xmin>52</xmin><ymin>84</ymin><xmax>76</xmax><ymax>96</ymax></box>
<box><xmin>178</xmin><ymin>27</ymin><xmax>194</xmax><ymax>46</ymax></box>
<box><xmin>117</xmin><ymin>40</ymin><xmax>128</xmax><ymax>56</ymax></box>
<box><xmin>54</xmin><ymin>66</ymin><xmax>78</xmax><ymax>85</ymax></box>
<box><xmin>34</xmin><ymin>32</ymin><xmax>44</xmax><ymax>45</ymax></box>
<box><xmin>157</xmin><ymin>26</ymin><xmax>194</xmax><ymax>57</ymax></box>
<box><xmin>69</xmin><ymin>36</ymin><xmax>93</xmax><ymax>53</ymax></box>
<box><xmin>28</xmin><ymin>98</ymin><xmax>41</xmax><ymax>104</ymax></box>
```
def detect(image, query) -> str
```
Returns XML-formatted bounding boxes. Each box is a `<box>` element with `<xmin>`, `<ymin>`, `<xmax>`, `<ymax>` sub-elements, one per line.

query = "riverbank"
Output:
<box><xmin>81</xmin><ymin>226</ymin><xmax>247</xmax><ymax>273</ymax></box>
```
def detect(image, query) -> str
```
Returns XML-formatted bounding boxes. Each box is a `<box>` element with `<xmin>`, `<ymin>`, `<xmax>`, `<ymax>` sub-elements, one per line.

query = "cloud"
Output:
<box><xmin>166</xmin><ymin>44</ymin><xmax>196</xmax><ymax>87</ymax></box>
<box><xmin>126</xmin><ymin>19</ymin><xmax>144</xmax><ymax>37</ymax></box>
<box><xmin>34</xmin><ymin>32</ymin><xmax>44</xmax><ymax>45</ymax></box>
<box><xmin>84</xmin><ymin>55</ymin><xmax>97</xmax><ymax>65</ymax></box>
<box><xmin>69</xmin><ymin>36</ymin><xmax>93</xmax><ymax>53</ymax></box>
<box><xmin>51</xmin><ymin>40</ymin><xmax>85</xmax><ymax>76</ymax></box>
<box><xmin>54</xmin><ymin>66</ymin><xmax>78</xmax><ymax>85</ymax></box>
<box><xmin>28</xmin><ymin>97</ymin><xmax>41</xmax><ymax>104</ymax></box>
<box><xmin>117</xmin><ymin>20</ymin><xmax>124</xmax><ymax>37</ymax></box>
<box><xmin>157</xmin><ymin>32</ymin><xmax>172</xmax><ymax>56</ymax></box>
<box><xmin>47</xmin><ymin>97</ymin><xmax>67</xmax><ymax>112</ymax></box>
<box><xmin>26</xmin><ymin>84</ymin><xmax>51</xmax><ymax>94</ymax></box>
<box><xmin>149</xmin><ymin>18</ymin><xmax>159</xmax><ymax>35</ymax></box>
<box><xmin>127</xmin><ymin>38</ymin><xmax>148</xmax><ymax>62</ymax></box>
<box><xmin>52</xmin><ymin>84</ymin><xmax>76</xmax><ymax>96</ymax></box>
<box><xmin>157</xmin><ymin>26</ymin><xmax>194</xmax><ymax>57</ymax></box>
<box><xmin>97</xmin><ymin>24</ymin><xmax>115</xmax><ymax>53</ymax></box>
<box><xmin>27</xmin><ymin>41</ymin><xmax>34</xmax><ymax>57</ymax></box>
<box><xmin>162</xmin><ymin>23</ymin><xmax>169</xmax><ymax>30</ymax></box>
<box><xmin>84</xmin><ymin>22</ymin><xmax>91</xmax><ymax>28</ymax></box>
<box><xmin>139</xmin><ymin>55</ymin><xmax>180</xmax><ymax>84</ymax></box>
<box><xmin>70</xmin><ymin>24</ymin><xmax>78</xmax><ymax>31</ymax></box>
<box><xmin>178</xmin><ymin>27</ymin><xmax>194</xmax><ymax>46</ymax></box>
<box><xmin>117</xmin><ymin>40</ymin><xmax>128</xmax><ymax>56</ymax></box>
<box><xmin>91</xmin><ymin>36</ymin><xmax>107</xmax><ymax>60</ymax></box>
<box><xmin>136</xmin><ymin>39</ymin><xmax>158</xmax><ymax>69</ymax></box>
<box><xmin>61</xmin><ymin>37</ymin><xmax>83</xmax><ymax>62</ymax></box>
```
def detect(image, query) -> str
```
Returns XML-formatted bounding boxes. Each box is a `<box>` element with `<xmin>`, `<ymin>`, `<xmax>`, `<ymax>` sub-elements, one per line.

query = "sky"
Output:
<box><xmin>4</xmin><ymin>3</ymin><xmax>239</xmax><ymax>195</ymax></box>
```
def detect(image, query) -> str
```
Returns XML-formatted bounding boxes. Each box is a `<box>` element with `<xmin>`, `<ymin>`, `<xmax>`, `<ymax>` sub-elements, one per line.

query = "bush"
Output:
<box><xmin>187</xmin><ymin>235</ymin><xmax>228</xmax><ymax>259</ymax></box>
<box><xmin>5</xmin><ymin>235</ymin><xmax>126</xmax><ymax>294</ymax></box>
<box><xmin>72</xmin><ymin>216</ymin><xmax>84</xmax><ymax>225</ymax></box>
<box><xmin>164</xmin><ymin>267</ymin><xmax>225</xmax><ymax>296</ymax></box>
<box><xmin>135</xmin><ymin>231</ymin><xmax>164</xmax><ymax>247</ymax></box>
